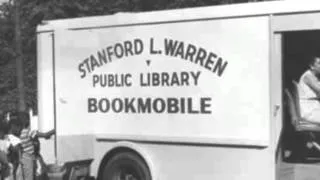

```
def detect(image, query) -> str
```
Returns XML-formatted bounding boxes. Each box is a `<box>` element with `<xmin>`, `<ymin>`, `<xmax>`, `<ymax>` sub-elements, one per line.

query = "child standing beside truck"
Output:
<box><xmin>15</xmin><ymin>111</ymin><xmax>54</xmax><ymax>180</ymax></box>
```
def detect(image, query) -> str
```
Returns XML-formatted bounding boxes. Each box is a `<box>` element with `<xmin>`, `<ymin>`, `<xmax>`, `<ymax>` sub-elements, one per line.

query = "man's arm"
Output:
<box><xmin>304</xmin><ymin>73</ymin><xmax>320</xmax><ymax>97</ymax></box>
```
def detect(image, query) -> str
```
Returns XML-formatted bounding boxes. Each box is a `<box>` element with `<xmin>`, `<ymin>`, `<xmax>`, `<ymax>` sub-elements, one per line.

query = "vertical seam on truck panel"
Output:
<box><xmin>269</xmin><ymin>14</ymin><xmax>277</xmax><ymax>180</ymax></box>
<box><xmin>51</xmin><ymin>32</ymin><xmax>58</xmax><ymax>162</ymax></box>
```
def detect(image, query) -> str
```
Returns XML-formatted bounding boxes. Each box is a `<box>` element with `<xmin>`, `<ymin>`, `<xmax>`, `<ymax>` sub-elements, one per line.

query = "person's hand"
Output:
<box><xmin>45</xmin><ymin>131</ymin><xmax>54</xmax><ymax>139</ymax></box>
<box><xmin>46</xmin><ymin>129</ymin><xmax>56</xmax><ymax>139</ymax></box>
<box><xmin>50</xmin><ymin>129</ymin><xmax>56</xmax><ymax>135</ymax></box>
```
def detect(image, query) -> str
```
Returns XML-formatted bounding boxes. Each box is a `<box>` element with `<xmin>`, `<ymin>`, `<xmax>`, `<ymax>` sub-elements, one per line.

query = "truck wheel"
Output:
<box><xmin>101</xmin><ymin>152</ymin><xmax>151</xmax><ymax>180</ymax></box>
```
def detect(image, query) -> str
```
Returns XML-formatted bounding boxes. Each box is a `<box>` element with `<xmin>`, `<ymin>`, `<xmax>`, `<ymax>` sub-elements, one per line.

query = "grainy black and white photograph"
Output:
<box><xmin>1</xmin><ymin>0</ymin><xmax>320</xmax><ymax>180</ymax></box>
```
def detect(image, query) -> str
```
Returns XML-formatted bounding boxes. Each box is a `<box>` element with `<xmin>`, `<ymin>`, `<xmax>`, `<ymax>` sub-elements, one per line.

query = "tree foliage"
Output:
<box><xmin>0</xmin><ymin>0</ymin><xmax>272</xmax><ymax>114</ymax></box>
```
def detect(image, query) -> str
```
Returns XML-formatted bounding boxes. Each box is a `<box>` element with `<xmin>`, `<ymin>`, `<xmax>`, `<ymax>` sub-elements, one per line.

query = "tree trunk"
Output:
<box><xmin>14</xmin><ymin>0</ymin><xmax>26</xmax><ymax>112</ymax></box>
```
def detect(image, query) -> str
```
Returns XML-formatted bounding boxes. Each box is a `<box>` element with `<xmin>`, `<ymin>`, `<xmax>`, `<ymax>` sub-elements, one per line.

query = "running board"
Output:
<box><xmin>278</xmin><ymin>163</ymin><xmax>320</xmax><ymax>180</ymax></box>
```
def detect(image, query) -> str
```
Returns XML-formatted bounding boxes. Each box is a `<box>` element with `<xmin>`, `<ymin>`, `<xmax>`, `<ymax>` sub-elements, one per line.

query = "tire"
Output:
<box><xmin>101</xmin><ymin>152</ymin><xmax>151</xmax><ymax>180</ymax></box>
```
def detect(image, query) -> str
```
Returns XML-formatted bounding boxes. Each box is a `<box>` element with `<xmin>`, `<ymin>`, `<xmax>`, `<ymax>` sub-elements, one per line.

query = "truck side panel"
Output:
<box><xmin>39</xmin><ymin>12</ymin><xmax>274</xmax><ymax>179</ymax></box>
<box><xmin>53</xmin><ymin>15</ymin><xmax>270</xmax><ymax>148</ymax></box>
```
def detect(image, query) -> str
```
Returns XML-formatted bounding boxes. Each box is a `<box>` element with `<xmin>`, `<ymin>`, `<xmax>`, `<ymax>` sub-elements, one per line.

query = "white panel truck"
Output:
<box><xmin>36</xmin><ymin>1</ymin><xmax>320</xmax><ymax>179</ymax></box>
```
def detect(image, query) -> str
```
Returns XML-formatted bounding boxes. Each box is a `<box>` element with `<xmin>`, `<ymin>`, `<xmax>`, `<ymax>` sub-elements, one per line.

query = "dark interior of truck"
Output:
<box><xmin>283</xmin><ymin>31</ymin><xmax>320</xmax><ymax>88</ymax></box>
<box><xmin>281</xmin><ymin>30</ymin><xmax>320</xmax><ymax>163</ymax></box>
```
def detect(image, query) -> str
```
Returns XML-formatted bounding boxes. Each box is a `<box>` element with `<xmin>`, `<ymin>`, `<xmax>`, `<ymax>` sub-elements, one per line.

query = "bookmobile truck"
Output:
<box><xmin>35</xmin><ymin>0</ymin><xmax>320</xmax><ymax>179</ymax></box>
